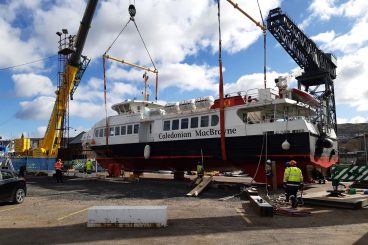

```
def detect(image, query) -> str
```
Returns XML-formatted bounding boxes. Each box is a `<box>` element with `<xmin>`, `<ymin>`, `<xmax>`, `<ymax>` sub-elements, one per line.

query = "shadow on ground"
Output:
<box><xmin>0</xmin><ymin>212</ymin><xmax>368</xmax><ymax>244</ymax></box>
<box><xmin>25</xmin><ymin>176</ymin><xmax>241</xmax><ymax>201</ymax></box>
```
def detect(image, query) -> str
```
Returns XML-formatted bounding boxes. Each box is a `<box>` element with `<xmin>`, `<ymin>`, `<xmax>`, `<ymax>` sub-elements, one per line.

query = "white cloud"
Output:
<box><xmin>0</xmin><ymin>19</ymin><xmax>43</xmax><ymax>71</ymax></box>
<box><xmin>73</xmin><ymin>77</ymin><xmax>105</xmax><ymax>102</ymax></box>
<box><xmin>337</xmin><ymin>117</ymin><xmax>348</xmax><ymax>124</ymax></box>
<box><xmin>15</xmin><ymin>96</ymin><xmax>54</xmax><ymax>120</ymax></box>
<box><xmin>349</xmin><ymin>116</ymin><xmax>368</xmax><ymax>123</ymax></box>
<box><xmin>308</xmin><ymin>0</ymin><xmax>343</xmax><ymax>21</ymax></box>
<box><xmin>106</xmin><ymin>62</ymin><xmax>219</xmax><ymax>93</ymax></box>
<box><xmin>311</xmin><ymin>31</ymin><xmax>336</xmax><ymax>43</ymax></box>
<box><xmin>159</xmin><ymin>63</ymin><xmax>219</xmax><ymax>92</ymax></box>
<box><xmin>33</xmin><ymin>126</ymin><xmax>46</xmax><ymax>138</ymax></box>
<box><xmin>334</xmin><ymin>47</ymin><xmax>368</xmax><ymax>111</ymax></box>
<box><xmin>69</xmin><ymin>100</ymin><xmax>105</xmax><ymax>119</ymax></box>
<box><xmin>224</xmin><ymin>71</ymin><xmax>289</xmax><ymax>94</ymax></box>
<box><xmin>341</xmin><ymin>0</ymin><xmax>368</xmax><ymax>17</ymax></box>
<box><xmin>85</xmin><ymin>0</ymin><xmax>280</xmax><ymax>64</ymax></box>
<box><xmin>320</xmin><ymin>19</ymin><xmax>368</xmax><ymax>54</ymax></box>
<box><xmin>336</xmin><ymin>116</ymin><xmax>368</xmax><ymax>124</ymax></box>
<box><xmin>12</xmin><ymin>73</ymin><xmax>55</xmax><ymax>97</ymax></box>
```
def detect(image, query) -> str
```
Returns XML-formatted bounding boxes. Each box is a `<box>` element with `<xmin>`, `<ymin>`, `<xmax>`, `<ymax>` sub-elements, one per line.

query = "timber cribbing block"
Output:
<box><xmin>87</xmin><ymin>206</ymin><xmax>167</xmax><ymax>228</ymax></box>
<box><xmin>245</xmin><ymin>195</ymin><xmax>273</xmax><ymax>217</ymax></box>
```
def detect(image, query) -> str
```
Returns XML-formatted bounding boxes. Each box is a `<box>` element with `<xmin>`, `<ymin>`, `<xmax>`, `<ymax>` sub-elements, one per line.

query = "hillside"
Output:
<box><xmin>337</xmin><ymin>123</ymin><xmax>368</xmax><ymax>157</ymax></box>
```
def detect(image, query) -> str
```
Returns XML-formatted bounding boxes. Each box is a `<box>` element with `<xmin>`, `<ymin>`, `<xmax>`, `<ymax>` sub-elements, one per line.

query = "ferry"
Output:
<box><xmin>82</xmin><ymin>76</ymin><xmax>338</xmax><ymax>185</ymax></box>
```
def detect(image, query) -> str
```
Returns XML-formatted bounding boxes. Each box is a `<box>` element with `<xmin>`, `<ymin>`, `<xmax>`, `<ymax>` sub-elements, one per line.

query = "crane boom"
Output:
<box><xmin>33</xmin><ymin>0</ymin><xmax>98</xmax><ymax>157</ymax></box>
<box><xmin>267</xmin><ymin>7</ymin><xmax>338</xmax><ymax>133</ymax></box>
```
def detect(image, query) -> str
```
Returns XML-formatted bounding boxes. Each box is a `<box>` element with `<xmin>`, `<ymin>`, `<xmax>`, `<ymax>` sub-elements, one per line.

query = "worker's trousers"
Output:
<box><xmin>285</xmin><ymin>184</ymin><xmax>299</xmax><ymax>201</ymax></box>
<box><xmin>56</xmin><ymin>169</ymin><xmax>63</xmax><ymax>183</ymax></box>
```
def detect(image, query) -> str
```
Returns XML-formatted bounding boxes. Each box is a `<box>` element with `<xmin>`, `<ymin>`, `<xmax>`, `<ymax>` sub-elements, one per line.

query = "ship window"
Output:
<box><xmin>211</xmin><ymin>115</ymin><xmax>219</xmax><ymax>126</ymax></box>
<box><xmin>200</xmin><ymin>115</ymin><xmax>209</xmax><ymax>127</ymax></box>
<box><xmin>109</xmin><ymin>127</ymin><xmax>114</xmax><ymax>136</ymax></box>
<box><xmin>181</xmin><ymin>118</ymin><xmax>189</xmax><ymax>129</ymax></box>
<box><xmin>127</xmin><ymin>125</ymin><xmax>133</xmax><ymax>134</ymax></box>
<box><xmin>134</xmin><ymin>124</ymin><xmax>139</xmax><ymax>134</ymax></box>
<box><xmin>121</xmin><ymin>125</ymin><xmax>126</xmax><ymax>135</ymax></box>
<box><xmin>103</xmin><ymin>128</ymin><xmax>106</xmax><ymax>137</ymax></box>
<box><xmin>99</xmin><ymin>128</ymin><xmax>103</xmax><ymax>137</ymax></box>
<box><xmin>163</xmin><ymin>120</ymin><xmax>170</xmax><ymax>131</ymax></box>
<box><xmin>172</xmin><ymin>119</ymin><xmax>179</xmax><ymax>130</ymax></box>
<box><xmin>137</xmin><ymin>106</ymin><xmax>141</xmax><ymax>112</ymax></box>
<box><xmin>190</xmin><ymin>117</ymin><xmax>198</xmax><ymax>128</ymax></box>
<box><xmin>94</xmin><ymin>129</ymin><xmax>99</xmax><ymax>137</ymax></box>
<box><xmin>115</xmin><ymin>126</ymin><xmax>120</xmax><ymax>136</ymax></box>
<box><xmin>292</xmin><ymin>129</ymin><xmax>304</xmax><ymax>133</ymax></box>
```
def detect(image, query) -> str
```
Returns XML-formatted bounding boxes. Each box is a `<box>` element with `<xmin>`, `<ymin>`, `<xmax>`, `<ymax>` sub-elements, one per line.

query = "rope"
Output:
<box><xmin>104</xmin><ymin>19</ymin><xmax>131</xmax><ymax>55</ymax></box>
<box><xmin>132</xmin><ymin>20</ymin><xmax>157</xmax><ymax>71</ymax></box>
<box><xmin>0</xmin><ymin>55</ymin><xmax>57</xmax><ymax>71</ymax></box>
<box><xmin>265</xmin><ymin>132</ymin><xmax>270</xmax><ymax>199</ymax></box>
<box><xmin>250</xmin><ymin>131</ymin><xmax>265</xmax><ymax>184</ymax></box>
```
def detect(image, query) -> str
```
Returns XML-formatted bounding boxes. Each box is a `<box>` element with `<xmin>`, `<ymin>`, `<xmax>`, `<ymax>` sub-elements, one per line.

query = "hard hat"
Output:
<box><xmin>289</xmin><ymin>160</ymin><xmax>297</xmax><ymax>165</ymax></box>
<box><xmin>266</xmin><ymin>159</ymin><xmax>271</xmax><ymax>163</ymax></box>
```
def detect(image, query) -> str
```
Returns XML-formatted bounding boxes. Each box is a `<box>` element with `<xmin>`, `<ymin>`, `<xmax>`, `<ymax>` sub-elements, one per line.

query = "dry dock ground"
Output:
<box><xmin>0</xmin><ymin>173</ymin><xmax>367</xmax><ymax>245</ymax></box>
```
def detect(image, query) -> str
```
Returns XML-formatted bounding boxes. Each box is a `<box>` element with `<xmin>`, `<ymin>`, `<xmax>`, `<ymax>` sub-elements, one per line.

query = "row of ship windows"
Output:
<box><xmin>94</xmin><ymin>115</ymin><xmax>220</xmax><ymax>137</ymax></box>
<box><xmin>163</xmin><ymin>115</ymin><xmax>219</xmax><ymax>131</ymax></box>
<box><xmin>94</xmin><ymin>124</ymin><xmax>140</xmax><ymax>138</ymax></box>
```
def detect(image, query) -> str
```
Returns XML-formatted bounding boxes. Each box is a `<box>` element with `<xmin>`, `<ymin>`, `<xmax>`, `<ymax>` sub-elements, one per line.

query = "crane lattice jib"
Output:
<box><xmin>267</xmin><ymin>8</ymin><xmax>336</xmax><ymax>79</ymax></box>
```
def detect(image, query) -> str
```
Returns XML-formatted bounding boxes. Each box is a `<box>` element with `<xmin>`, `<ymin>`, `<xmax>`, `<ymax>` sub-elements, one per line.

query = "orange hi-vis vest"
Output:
<box><xmin>54</xmin><ymin>161</ymin><xmax>63</xmax><ymax>170</ymax></box>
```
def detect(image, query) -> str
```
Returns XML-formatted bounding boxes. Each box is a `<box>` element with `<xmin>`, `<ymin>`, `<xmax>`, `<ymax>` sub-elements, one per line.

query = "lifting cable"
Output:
<box><xmin>0</xmin><ymin>55</ymin><xmax>57</xmax><ymax>71</ymax></box>
<box><xmin>102</xmin><ymin>3</ymin><xmax>158</xmax><ymax>149</ymax></box>
<box><xmin>218</xmin><ymin>0</ymin><xmax>227</xmax><ymax>161</ymax></box>
<box><xmin>256</xmin><ymin>0</ymin><xmax>267</xmax><ymax>89</ymax></box>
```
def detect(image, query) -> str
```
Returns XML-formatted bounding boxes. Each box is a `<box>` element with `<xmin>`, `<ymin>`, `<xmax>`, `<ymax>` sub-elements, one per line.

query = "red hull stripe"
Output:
<box><xmin>98</xmin><ymin>155</ymin><xmax>213</xmax><ymax>160</ymax></box>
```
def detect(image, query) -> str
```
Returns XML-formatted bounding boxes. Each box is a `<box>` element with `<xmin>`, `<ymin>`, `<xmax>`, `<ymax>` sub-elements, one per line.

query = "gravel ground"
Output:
<box><xmin>0</xmin><ymin>175</ymin><xmax>367</xmax><ymax>245</ymax></box>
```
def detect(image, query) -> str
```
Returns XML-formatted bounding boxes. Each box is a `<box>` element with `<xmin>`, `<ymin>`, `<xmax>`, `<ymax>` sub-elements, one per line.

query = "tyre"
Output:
<box><xmin>13</xmin><ymin>188</ymin><xmax>26</xmax><ymax>204</ymax></box>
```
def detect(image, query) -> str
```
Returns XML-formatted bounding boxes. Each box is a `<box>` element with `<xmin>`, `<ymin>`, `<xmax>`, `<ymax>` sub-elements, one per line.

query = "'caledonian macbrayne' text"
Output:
<box><xmin>158</xmin><ymin>128</ymin><xmax>237</xmax><ymax>139</ymax></box>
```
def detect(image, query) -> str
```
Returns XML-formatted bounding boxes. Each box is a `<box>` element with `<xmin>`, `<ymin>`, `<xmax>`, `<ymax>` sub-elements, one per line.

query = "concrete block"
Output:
<box><xmin>247</xmin><ymin>195</ymin><xmax>274</xmax><ymax>217</ymax></box>
<box><xmin>87</xmin><ymin>206</ymin><xmax>167</xmax><ymax>228</ymax></box>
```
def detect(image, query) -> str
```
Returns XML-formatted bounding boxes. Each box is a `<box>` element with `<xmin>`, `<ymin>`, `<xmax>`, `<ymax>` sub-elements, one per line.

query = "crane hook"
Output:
<box><xmin>129</xmin><ymin>4</ymin><xmax>136</xmax><ymax>19</ymax></box>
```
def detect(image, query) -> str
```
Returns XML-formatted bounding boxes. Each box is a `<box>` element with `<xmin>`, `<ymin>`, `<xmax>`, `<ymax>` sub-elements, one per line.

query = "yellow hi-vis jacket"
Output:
<box><xmin>197</xmin><ymin>164</ymin><xmax>204</xmax><ymax>175</ymax></box>
<box><xmin>85</xmin><ymin>160</ymin><xmax>93</xmax><ymax>171</ymax></box>
<box><xmin>283</xmin><ymin>166</ymin><xmax>303</xmax><ymax>183</ymax></box>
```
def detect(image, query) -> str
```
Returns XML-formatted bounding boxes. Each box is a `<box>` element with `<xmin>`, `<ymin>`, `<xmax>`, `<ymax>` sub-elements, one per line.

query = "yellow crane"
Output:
<box><xmin>30</xmin><ymin>0</ymin><xmax>98</xmax><ymax>157</ymax></box>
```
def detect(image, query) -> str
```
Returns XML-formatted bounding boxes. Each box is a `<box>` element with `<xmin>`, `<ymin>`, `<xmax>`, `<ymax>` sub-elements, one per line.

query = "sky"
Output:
<box><xmin>0</xmin><ymin>0</ymin><xmax>368</xmax><ymax>140</ymax></box>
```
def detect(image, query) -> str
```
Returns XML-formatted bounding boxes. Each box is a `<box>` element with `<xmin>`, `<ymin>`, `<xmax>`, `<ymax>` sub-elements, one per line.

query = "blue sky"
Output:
<box><xmin>1</xmin><ymin>0</ymin><xmax>368</xmax><ymax>140</ymax></box>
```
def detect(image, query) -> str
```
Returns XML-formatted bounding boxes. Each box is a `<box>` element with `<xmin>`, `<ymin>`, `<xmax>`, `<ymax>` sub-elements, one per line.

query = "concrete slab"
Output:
<box><xmin>87</xmin><ymin>206</ymin><xmax>167</xmax><ymax>228</ymax></box>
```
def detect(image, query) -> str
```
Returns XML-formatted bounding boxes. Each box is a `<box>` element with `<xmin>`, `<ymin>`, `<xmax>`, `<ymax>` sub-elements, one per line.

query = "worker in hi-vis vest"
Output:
<box><xmin>54</xmin><ymin>159</ymin><xmax>64</xmax><ymax>183</ymax></box>
<box><xmin>197</xmin><ymin>162</ymin><xmax>204</xmax><ymax>178</ymax></box>
<box><xmin>283</xmin><ymin>160</ymin><xmax>303</xmax><ymax>202</ymax></box>
<box><xmin>85</xmin><ymin>159</ymin><xmax>93</xmax><ymax>174</ymax></box>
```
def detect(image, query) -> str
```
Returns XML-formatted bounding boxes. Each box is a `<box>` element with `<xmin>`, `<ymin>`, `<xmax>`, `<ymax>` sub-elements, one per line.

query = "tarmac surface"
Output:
<box><xmin>0</xmin><ymin>173</ymin><xmax>367</xmax><ymax>245</ymax></box>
